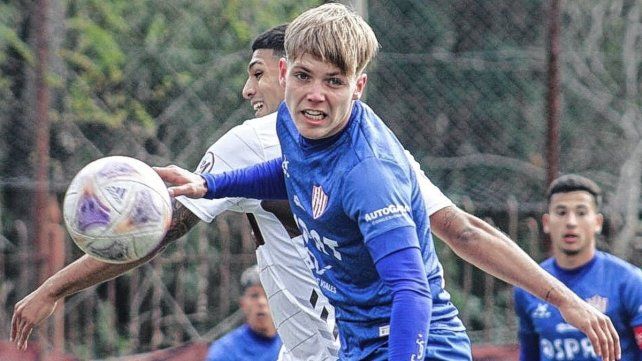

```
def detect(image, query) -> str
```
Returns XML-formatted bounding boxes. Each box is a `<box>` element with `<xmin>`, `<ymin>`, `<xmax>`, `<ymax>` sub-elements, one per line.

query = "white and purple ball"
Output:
<box><xmin>63</xmin><ymin>156</ymin><xmax>172</xmax><ymax>263</ymax></box>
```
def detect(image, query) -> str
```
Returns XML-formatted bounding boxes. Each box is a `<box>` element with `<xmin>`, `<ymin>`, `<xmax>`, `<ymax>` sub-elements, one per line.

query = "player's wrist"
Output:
<box><xmin>201</xmin><ymin>173</ymin><xmax>216</xmax><ymax>199</ymax></box>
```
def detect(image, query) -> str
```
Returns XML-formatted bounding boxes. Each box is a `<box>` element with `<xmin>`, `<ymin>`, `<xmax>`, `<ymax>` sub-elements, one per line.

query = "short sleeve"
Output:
<box><xmin>342</xmin><ymin>158</ymin><xmax>418</xmax><ymax>252</ymax></box>
<box><xmin>178</xmin><ymin>123</ymin><xmax>264</xmax><ymax>222</ymax></box>
<box><xmin>622</xmin><ymin>266</ymin><xmax>642</xmax><ymax>328</ymax></box>
<box><xmin>404</xmin><ymin>150</ymin><xmax>453</xmax><ymax>215</ymax></box>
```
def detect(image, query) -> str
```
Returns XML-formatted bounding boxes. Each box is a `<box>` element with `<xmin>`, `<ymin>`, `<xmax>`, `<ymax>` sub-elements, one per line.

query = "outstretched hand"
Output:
<box><xmin>154</xmin><ymin>165</ymin><xmax>207</xmax><ymax>198</ymax></box>
<box><xmin>558</xmin><ymin>295</ymin><xmax>621</xmax><ymax>361</ymax></box>
<box><xmin>11</xmin><ymin>289</ymin><xmax>57</xmax><ymax>351</ymax></box>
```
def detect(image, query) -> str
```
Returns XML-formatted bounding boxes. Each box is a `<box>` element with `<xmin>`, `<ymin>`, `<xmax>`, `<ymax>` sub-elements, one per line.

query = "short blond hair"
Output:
<box><xmin>285</xmin><ymin>3</ymin><xmax>379</xmax><ymax>77</ymax></box>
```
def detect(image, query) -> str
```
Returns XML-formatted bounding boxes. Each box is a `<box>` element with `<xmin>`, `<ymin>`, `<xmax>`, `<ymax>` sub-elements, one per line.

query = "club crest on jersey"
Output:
<box><xmin>196</xmin><ymin>152</ymin><xmax>215</xmax><ymax>174</ymax></box>
<box><xmin>585</xmin><ymin>294</ymin><xmax>608</xmax><ymax>313</ymax></box>
<box><xmin>311</xmin><ymin>185</ymin><xmax>328</xmax><ymax>219</ymax></box>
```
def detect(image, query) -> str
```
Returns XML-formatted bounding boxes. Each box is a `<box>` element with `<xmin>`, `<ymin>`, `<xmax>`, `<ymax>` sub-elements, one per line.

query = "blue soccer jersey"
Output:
<box><xmin>514</xmin><ymin>251</ymin><xmax>642</xmax><ymax>361</ymax></box>
<box><xmin>275</xmin><ymin>101</ymin><xmax>464</xmax><ymax>359</ymax></box>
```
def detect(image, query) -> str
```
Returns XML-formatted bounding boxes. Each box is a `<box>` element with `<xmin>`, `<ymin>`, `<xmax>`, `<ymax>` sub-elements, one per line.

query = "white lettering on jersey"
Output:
<box><xmin>364</xmin><ymin>204</ymin><xmax>411</xmax><ymax>223</ymax></box>
<box><xmin>555</xmin><ymin>323</ymin><xmax>578</xmax><ymax>333</ymax></box>
<box><xmin>541</xmin><ymin>337</ymin><xmax>596</xmax><ymax>360</ymax></box>
<box><xmin>294</xmin><ymin>215</ymin><xmax>342</xmax><ymax>261</ymax></box>
<box><xmin>281</xmin><ymin>157</ymin><xmax>290</xmax><ymax>178</ymax></box>
<box><xmin>293</xmin><ymin>195</ymin><xmax>304</xmax><ymax>211</ymax></box>
<box><xmin>317</xmin><ymin>277</ymin><xmax>337</xmax><ymax>294</ymax></box>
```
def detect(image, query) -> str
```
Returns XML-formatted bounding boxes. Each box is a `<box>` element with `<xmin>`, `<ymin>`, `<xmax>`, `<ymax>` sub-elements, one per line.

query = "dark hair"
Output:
<box><xmin>251</xmin><ymin>24</ymin><xmax>287</xmax><ymax>58</ymax></box>
<box><xmin>547</xmin><ymin>174</ymin><xmax>602</xmax><ymax>208</ymax></box>
<box><xmin>240</xmin><ymin>265</ymin><xmax>261</xmax><ymax>292</ymax></box>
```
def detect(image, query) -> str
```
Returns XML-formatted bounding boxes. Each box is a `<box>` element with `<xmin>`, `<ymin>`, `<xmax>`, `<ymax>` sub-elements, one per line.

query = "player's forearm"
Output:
<box><xmin>431</xmin><ymin>206</ymin><xmax>573</xmax><ymax>306</ymax></box>
<box><xmin>43</xmin><ymin>199</ymin><xmax>199</xmax><ymax>301</ymax></box>
<box><xmin>373</xmin><ymin>243</ymin><xmax>431</xmax><ymax>359</ymax></box>
<box><xmin>202</xmin><ymin>157</ymin><xmax>287</xmax><ymax>199</ymax></box>
<box><xmin>39</xmin><ymin>254</ymin><xmax>145</xmax><ymax>300</ymax></box>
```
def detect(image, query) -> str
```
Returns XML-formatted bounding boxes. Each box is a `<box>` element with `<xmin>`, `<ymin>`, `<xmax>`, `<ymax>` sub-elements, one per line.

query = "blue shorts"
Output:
<box><xmin>364</xmin><ymin>328</ymin><xmax>472</xmax><ymax>361</ymax></box>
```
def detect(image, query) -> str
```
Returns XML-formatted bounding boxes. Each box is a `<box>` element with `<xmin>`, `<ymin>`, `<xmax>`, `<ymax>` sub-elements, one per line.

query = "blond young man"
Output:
<box><xmin>157</xmin><ymin>4</ymin><xmax>621</xmax><ymax>360</ymax></box>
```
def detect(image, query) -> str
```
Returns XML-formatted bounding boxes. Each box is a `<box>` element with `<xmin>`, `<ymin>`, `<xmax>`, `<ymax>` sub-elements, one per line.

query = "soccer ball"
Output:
<box><xmin>63</xmin><ymin>156</ymin><xmax>172</xmax><ymax>263</ymax></box>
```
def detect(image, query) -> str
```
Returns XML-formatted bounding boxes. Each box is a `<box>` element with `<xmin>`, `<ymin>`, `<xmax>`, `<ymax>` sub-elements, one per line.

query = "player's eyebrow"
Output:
<box><xmin>247</xmin><ymin>59</ymin><xmax>263</xmax><ymax>71</ymax></box>
<box><xmin>292</xmin><ymin>64</ymin><xmax>344</xmax><ymax>78</ymax></box>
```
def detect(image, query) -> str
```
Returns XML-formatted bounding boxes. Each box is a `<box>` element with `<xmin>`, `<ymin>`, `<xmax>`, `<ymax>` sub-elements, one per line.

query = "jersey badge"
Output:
<box><xmin>312</xmin><ymin>185</ymin><xmax>328</xmax><ymax>219</ymax></box>
<box><xmin>196</xmin><ymin>152</ymin><xmax>214</xmax><ymax>174</ymax></box>
<box><xmin>585</xmin><ymin>294</ymin><xmax>608</xmax><ymax>313</ymax></box>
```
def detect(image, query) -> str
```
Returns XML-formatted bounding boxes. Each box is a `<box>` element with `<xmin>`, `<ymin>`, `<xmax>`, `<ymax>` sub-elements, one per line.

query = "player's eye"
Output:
<box><xmin>253</xmin><ymin>71</ymin><xmax>263</xmax><ymax>80</ymax></box>
<box><xmin>294</xmin><ymin>72</ymin><xmax>310</xmax><ymax>81</ymax></box>
<box><xmin>327</xmin><ymin>77</ymin><xmax>344</xmax><ymax>86</ymax></box>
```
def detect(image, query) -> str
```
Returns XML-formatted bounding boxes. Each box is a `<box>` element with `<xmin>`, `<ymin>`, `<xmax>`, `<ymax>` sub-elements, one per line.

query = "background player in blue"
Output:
<box><xmin>156</xmin><ymin>3</ymin><xmax>621</xmax><ymax>361</ymax></box>
<box><xmin>514</xmin><ymin>175</ymin><xmax>642</xmax><ymax>361</ymax></box>
<box><xmin>205</xmin><ymin>265</ymin><xmax>282</xmax><ymax>361</ymax></box>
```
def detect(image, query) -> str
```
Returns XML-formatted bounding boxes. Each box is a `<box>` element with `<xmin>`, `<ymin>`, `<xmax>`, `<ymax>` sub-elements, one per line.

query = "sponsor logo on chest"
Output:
<box><xmin>533</xmin><ymin>303</ymin><xmax>551</xmax><ymax>319</ymax></box>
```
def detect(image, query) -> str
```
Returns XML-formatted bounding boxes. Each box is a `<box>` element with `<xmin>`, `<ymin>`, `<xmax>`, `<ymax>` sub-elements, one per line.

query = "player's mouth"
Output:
<box><xmin>301</xmin><ymin>109</ymin><xmax>326</xmax><ymax>123</ymax></box>
<box><xmin>562</xmin><ymin>233</ymin><xmax>579</xmax><ymax>243</ymax></box>
<box><xmin>252</xmin><ymin>101</ymin><xmax>264</xmax><ymax>113</ymax></box>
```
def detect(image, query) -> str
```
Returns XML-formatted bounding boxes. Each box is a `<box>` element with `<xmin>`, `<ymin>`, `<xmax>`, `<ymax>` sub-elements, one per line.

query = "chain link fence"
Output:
<box><xmin>1</xmin><ymin>0</ymin><xmax>640</xmax><ymax>358</ymax></box>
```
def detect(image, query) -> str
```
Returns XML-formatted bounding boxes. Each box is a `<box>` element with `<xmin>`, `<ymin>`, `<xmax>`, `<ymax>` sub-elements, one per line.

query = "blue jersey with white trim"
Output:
<box><xmin>276</xmin><ymin>101</ymin><xmax>463</xmax><ymax>359</ymax></box>
<box><xmin>514</xmin><ymin>251</ymin><xmax>642</xmax><ymax>361</ymax></box>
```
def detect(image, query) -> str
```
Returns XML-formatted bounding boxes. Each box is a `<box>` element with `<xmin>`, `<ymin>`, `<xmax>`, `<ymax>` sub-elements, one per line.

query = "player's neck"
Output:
<box><xmin>554</xmin><ymin>247</ymin><xmax>596</xmax><ymax>270</ymax></box>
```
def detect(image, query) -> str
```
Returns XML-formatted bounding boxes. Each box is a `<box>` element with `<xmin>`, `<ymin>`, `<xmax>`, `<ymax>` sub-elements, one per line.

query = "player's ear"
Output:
<box><xmin>595</xmin><ymin>213</ymin><xmax>604</xmax><ymax>234</ymax></box>
<box><xmin>279</xmin><ymin>58</ymin><xmax>288</xmax><ymax>87</ymax></box>
<box><xmin>352</xmin><ymin>73</ymin><xmax>368</xmax><ymax>100</ymax></box>
<box><xmin>542</xmin><ymin>213</ymin><xmax>550</xmax><ymax>234</ymax></box>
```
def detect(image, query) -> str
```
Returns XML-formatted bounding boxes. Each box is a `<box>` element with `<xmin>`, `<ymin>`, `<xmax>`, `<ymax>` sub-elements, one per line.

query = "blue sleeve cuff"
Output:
<box><xmin>366</xmin><ymin>226</ymin><xmax>419</xmax><ymax>263</ymax></box>
<box><xmin>202</xmin><ymin>173</ymin><xmax>217</xmax><ymax>199</ymax></box>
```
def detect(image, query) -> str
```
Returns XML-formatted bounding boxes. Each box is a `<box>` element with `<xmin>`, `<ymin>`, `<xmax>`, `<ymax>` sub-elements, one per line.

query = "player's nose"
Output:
<box><xmin>306</xmin><ymin>81</ymin><xmax>325</xmax><ymax>102</ymax></box>
<box><xmin>243</xmin><ymin>78</ymin><xmax>255</xmax><ymax>100</ymax></box>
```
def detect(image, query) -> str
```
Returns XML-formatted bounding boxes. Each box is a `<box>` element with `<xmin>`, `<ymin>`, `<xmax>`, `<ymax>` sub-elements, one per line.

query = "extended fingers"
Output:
<box><xmin>607</xmin><ymin>316</ymin><xmax>621</xmax><ymax>360</ymax></box>
<box><xmin>168</xmin><ymin>182</ymin><xmax>205</xmax><ymax>198</ymax></box>
<box><xmin>585</xmin><ymin>314</ymin><xmax>619</xmax><ymax>361</ymax></box>
<box><xmin>11</xmin><ymin>313</ymin><xmax>33</xmax><ymax>351</ymax></box>
<box><xmin>153</xmin><ymin>165</ymin><xmax>185</xmax><ymax>183</ymax></box>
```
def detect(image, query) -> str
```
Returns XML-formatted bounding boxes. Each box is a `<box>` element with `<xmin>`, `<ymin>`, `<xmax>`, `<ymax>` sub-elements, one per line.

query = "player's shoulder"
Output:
<box><xmin>240</xmin><ymin>111</ymin><xmax>277</xmax><ymax>130</ymax></box>
<box><xmin>350</xmin><ymin>101</ymin><xmax>407</xmax><ymax>163</ymax></box>
<box><xmin>238</xmin><ymin>112</ymin><xmax>279</xmax><ymax>151</ymax></box>
<box><xmin>597</xmin><ymin>251</ymin><xmax>642</xmax><ymax>278</ymax></box>
<box><xmin>202</xmin><ymin>112</ymin><xmax>278</xmax><ymax>158</ymax></box>
<box><xmin>225</xmin><ymin>112</ymin><xmax>277</xmax><ymax>141</ymax></box>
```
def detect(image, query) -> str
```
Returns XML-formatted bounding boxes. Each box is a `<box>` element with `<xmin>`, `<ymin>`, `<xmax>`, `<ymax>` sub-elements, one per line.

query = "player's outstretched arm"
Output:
<box><xmin>430</xmin><ymin>205</ymin><xmax>621</xmax><ymax>361</ymax></box>
<box><xmin>10</xmin><ymin>199</ymin><xmax>200</xmax><ymax>351</ymax></box>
